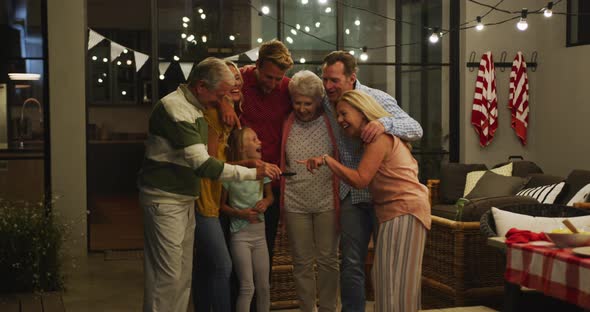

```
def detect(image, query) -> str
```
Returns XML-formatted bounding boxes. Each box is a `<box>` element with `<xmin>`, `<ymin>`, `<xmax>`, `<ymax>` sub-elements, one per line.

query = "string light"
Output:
<box><xmin>318</xmin><ymin>0</ymin><xmax>327</xmax><ymax>4</ymax></box>
<box><xmin>123</xmin><ymin>49</ymin><xmax>129</xmax><ymax>54</ymax></box>
<box><xmin>97</xmin><ymin>78</ymin><xmax>103</xmax><ymax>83</ymax></box>
<box><xmin>257</xmin><ymin>37</ymin><xmax>263</xmax><ymax>43</ymax></box>
<box><xmin>159</xmin><ymin>74</ymin><xmax>165</xmax><ymax>80</ymax></box>
<box><xmin>360</xmin><ymin>46</ymin><xmax>368</xmax><ymax>61</ymax></box>
<box><xmin>116</xmin><ymin>60</ymin><xmax>122</xmax><ymax>65</ymax></box>
<box><xmin>315</xmin><ymin>22</ymin><xmax>321</xmax><ymax>28</ymax></box>
<box><xmin>429</xmin><ymin>28</ymin><xmax>440</xmax><ymax>43</ymax></box>
<box><xmin>126</xmin><ymin>60</ymin><xmax>133</xmax><ymax>65</ymax></box>
<box><xmin>198</xmin><ymin>8</ymin><xmax>203</xmax><ymax>14</ymax></box>
<box><xmin>286</xmin><ymin>36</ymin><xmax>294</xmax><ymax>44</ymax></box>
<box><xmin>173</xmin><ymin>55</ymin><xmax>180</xmax><ymax>61</ymax></box>
<box><xmin>182</xmin><ymin>16</ymin><xmax>190</xmax><ymax>22</ymax></box>
<box><xmin>299</xmin><ymin>57</ymin><xmax>306</xmax><ymax>63</ymax></box>
<box><xmin>325</xmin><ymin>7</ymin><xmax>332</xmax><ymax>13</ymax></box>
<box><xmin>354</xmin><ymin>19</ymin><xmax>360</xmax><ymax>26</ymax></box>
<box><xmin>544</xmin><ymin>2</ymin><xmax>553</xmax><ymax>18</ymax></box>
<box><xmin>291</xmin><ymin>29</ymin><xmax>298</xmax><ymax>35</ymax></box>
<box><xmin>186</xmin><ymin>34</ymin><xmax>195</xmax><ymax>41</ymax></box>
<box><xmin>229</xmin><ymin>35</ymin><xmax>236</xmax><ymax>41</ymax></box>
<box><xmin>345</xmin><ymin>28</ymin><xmax>350</xmax><ymax>35</ymax></box>
<box><xmin>182</xmin><ymin>23</ymin><xmax>188</xmax><ymax>28</ymax></box>
<box><xmin>181</xmin><ymin>33</ymin><xmax>187</xmax><ymax>39</ymax></box>
<box><xmin>91</xmin><ymin>56</ymin><xmax>97</xmax><ymax>61</ymax></box>
<box><xmin>349</xmin><ymin>50</ymin><xmax>355</xmax><ymax>56</ymax></box>
<box><xmin>302</xmin><ymin>0</ymin><xmax>308</xmax><ymax>4</ymax></box>
<box><xmin>200</xmin><ymin>13</ymin><xmax>206</xmax><ymax>19</ymax></box>
<box><xmin>517</xmin><ymin>9</ymin><xmax>528</xmax><ymax>31</ymax></box>
<box><xmin>261</xmin><ymin>6</ymin><xmax>270</xmax><ymax>15</ymax></box>
<box><xmin>304</xmin><ymin>26</ymin><xmax>310</xmax><ymax>32</ymax></box>
<box><xmin>201</xmin><ymin>36</ymin><xmax>207</xmax><ymax>43</ymax></box>
<box><xmin>475</xmin><ymin>16</ymin><xmax>484</xmax><ymax>31</ymax></box>
<box><xmin>121</xmin><ymin>91</ymin><xmax>127</xmax><ymax>95</ymax></box>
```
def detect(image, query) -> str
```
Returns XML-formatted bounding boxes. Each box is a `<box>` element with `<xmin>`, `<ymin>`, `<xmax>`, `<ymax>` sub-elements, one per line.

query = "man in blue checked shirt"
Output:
<box><xmin>321</xmin><ymin>51</ymin><xmax>423</xmax><ymax>312</ymax></box>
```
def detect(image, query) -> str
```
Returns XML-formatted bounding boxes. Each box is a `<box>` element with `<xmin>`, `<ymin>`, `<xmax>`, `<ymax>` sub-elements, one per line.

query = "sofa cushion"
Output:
<box><xmin>431</xmin><ymin>203</ymin><xmax>459</xmax><ymax>220</ymax></box>
<box><xmin>439</xmin><ymin>163</ymin><xmax>487</xmax><ymax>204</ymax></box>
<box><xmin>556</xmin><ymin>170</ymin><xmax>590</xmax><ymax>205</ymax></box>
<box><xmin>493</xmin><ymin>160</ymin><xmax>543</xmax><ymax>177</ymax></box>
<box><xmin>465</xmin><ymin>170</ymin><xmax>528</xmax><ymax>200</ymax></box>
<box><xmin>491</xmin><ymin>207</ymin><xmax>590</xmax><ymax>237</ymax></box>
<box><xmin>516</xmin><ymin>182</ymin><xmax>565</xmax><ymax>204</ymax></box>
<box><xmin>461</xmin><ymin>195</ymin><xmax>539</xmax><ymax>222</ymax></box>
<box><xmin>526</xmin><ymin>173</ymin><xmax>564</xmax><ymax>188</ymax></box>
<box><xmin>566</xmin><ymin>183</ymin><xmax>590</xmax><ymax>206</ymax></box>
<box><xmin>463</xmin><ymin>163</ymin><xmax>513</xmax><ymax>197</ymax></box>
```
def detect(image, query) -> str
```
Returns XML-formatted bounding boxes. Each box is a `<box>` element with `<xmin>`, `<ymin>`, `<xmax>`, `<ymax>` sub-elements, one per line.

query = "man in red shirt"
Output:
<box><xmin>239</xmin><ymin>40</ymin><xmax>293</xmax><ymax>263</ymax></box>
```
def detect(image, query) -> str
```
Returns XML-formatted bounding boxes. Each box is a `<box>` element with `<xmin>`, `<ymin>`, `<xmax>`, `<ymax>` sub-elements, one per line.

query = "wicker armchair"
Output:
<box><xmin>480</xmin><ymin>203</ymin><xmax>590</xmax><ymax>238</ymax></box>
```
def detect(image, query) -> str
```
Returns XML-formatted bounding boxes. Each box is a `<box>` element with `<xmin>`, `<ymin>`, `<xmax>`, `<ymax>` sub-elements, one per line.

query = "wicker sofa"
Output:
<box><xmin>422</xmin><ymin>161</ymin><xmax>578</xmax><ymax>308</ymax></box>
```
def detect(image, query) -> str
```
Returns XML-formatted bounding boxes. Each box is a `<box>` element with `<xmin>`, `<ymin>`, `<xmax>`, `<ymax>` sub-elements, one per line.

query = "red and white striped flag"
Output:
<box><xmin>508</xmin><ymin>52</ymin><xmax>529</xmax><ymax>145</ymax></box>
<box><xmin>471</xmin><ymin>51</ymin><xmax>498</xmax><ymax>147</ymax></box>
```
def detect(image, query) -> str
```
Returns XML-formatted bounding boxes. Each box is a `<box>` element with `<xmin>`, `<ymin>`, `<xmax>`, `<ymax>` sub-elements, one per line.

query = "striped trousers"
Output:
<box><xmin>373</xmin><ymin>214</ymin><xmax>427</xmax><ymax>312</ymax></box>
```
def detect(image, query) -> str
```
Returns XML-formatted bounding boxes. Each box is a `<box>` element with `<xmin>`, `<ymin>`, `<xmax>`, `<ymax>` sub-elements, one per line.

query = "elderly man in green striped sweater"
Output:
<box><xmin>138</xmin><ymin>57</ymin><xmax>281</xmax><ymax>312</ymax></box>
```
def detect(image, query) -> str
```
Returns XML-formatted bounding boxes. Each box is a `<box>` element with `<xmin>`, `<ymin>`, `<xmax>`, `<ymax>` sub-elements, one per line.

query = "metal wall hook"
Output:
<box><xmin>530</xmin><ymin>51</ymin><xmax>538</xmax><ymax>72</ymax></box>
<box><xmin>499</xmin><ymin>51</ymin><xmax>507</xmax><ymax>72</ymax></box>
<box><xmin>468</xmin><ymin>51</ymin><xmax>476</xmax><ymax>72</ymax></box>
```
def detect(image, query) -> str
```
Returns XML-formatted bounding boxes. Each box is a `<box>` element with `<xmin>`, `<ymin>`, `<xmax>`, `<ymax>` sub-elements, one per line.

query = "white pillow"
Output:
<box><xmin>567</xmin><ymin>183</ymin><xmax>590</xmax><ymax>206</ymax></box>
<box><xmin>491</xmin><ymin>207</ymin><xmax>590</xmax><ymax>237</ymax></box>
<box><xmin>463</xmin><ymin>162</ymin><xmax>513</xmax><ymax>196</ymax></box>
<box><xmin>516</xmin><ymin>182</ymin><xmax>565</xmax><ymax>204</ymax></box>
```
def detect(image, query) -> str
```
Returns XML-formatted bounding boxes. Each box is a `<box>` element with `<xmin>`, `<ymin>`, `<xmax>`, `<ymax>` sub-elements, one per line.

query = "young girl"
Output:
<box><xmin>221</xmin><ymin>127</ymin><xmax>273</xmax><ymax>312</ymax></box>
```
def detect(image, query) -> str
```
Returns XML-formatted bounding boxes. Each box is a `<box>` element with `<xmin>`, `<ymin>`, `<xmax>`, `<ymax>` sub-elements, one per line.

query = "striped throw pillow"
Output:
<box><xmin>516</xmin><ymin>182</ymin><xmax>565</xmax><ymax>204</ymax></box>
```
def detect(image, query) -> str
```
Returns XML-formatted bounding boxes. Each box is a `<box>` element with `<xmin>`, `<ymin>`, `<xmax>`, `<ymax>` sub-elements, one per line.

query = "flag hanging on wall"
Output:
<box><xmin>508</xmin><ymin>52</ymin><xmax>529</xmax><ymax>145</ymax></box>
<box><xmin>471</xmin><ymin>51</ymin><xmax>498</xmax><ymax>147</ymax></box>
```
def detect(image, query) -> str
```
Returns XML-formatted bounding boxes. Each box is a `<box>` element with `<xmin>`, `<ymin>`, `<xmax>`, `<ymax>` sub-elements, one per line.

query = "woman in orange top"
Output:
<box><xmin>297</xmin><ymin>89</ymin><xmax>431</xmax><ymax>312</ymax></box>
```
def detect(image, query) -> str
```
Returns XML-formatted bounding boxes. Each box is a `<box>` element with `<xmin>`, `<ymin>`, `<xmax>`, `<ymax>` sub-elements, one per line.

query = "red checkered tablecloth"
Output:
<box><xmin>505</xmin><ymin>243</ymin><xmax>590</xmax><ymax>309</ymax></box>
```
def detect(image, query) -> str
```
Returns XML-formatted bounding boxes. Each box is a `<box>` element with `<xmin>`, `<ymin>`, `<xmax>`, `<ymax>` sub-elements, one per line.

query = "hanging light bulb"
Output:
<box><xmin>296</xmin><ymin>24</ymin><xmax>301</xmax><ymax>30</ymax></box>
<box><xmin>354</xmin><ymin>19</ymin><xmax>360</xmax><ymax>26</ymax></box>
<box><xmin>475</xmin><ymin>16</ymin><xmax>484</xmax><ymax>31</ymax></box>
<box><xmin>286</xmin><ymin>36</ymin><xmax>294</xmax><ymax>44</ymax></box>
<box><xmin>429</xmin><ymin>28</ymin><xmax>440</xmax><ymax>43</ymax></box>
<box><xmin>173</xmin><ymin>55</ymin><xmax>180</xmax><ymax>61</ymax></box>
<box><xmin>123</xmin><ymin>49</ymin><xmax>129</xmax><ymax>54</ymax></box>
<box><xmin>304</xmin><ymin>26</ymin><xmax>310</xmax><ymax>32</ymax></box>
<box><xmin>257</xmin><ymin>37</ymin><xmax>263</xmax><ymax>43</ymax></box>
<box><xmin>159</xmin><ymin>74</ymin><xmax>165</xmax><ymax>80</ymax></box>
<box><xmin>349</xmin><ymin>50</ymin><xmax>355</xmax><ymax>56</ymax></box>
<box><xmin>299</xmin><ymin>57</ymin><xmax>306</xmax><ymax>64</ymax></box>
<box><xmin>200</xmin><ymin>13</ymin><xmax>206</xmax><ymax>19</ymax></box>
<box><xmin>345</xmin><ymin>28</ymin><xmax>350</xmax><ymax>35</ymax></box>
<box><xmin>126</xmin><ymin>60</ymin><xmax>133</xmax><ymax>65</ymax></box>
<box><xmin>318</xmin><ymin>0</ymin><xmax>327</xmax><ymax>4</ymax></box>
<box><xmin>182</xmin><ymin>23</ymin><xmax>188</xmax><ymax>28</ymax></box>
<box><xmin>302</xmin><ymin>0</ymin><xmax>308</xmax><ymax>4</ymax></box>
<box><xmin>229</xmin><ymin>35</ymin><xmax>236</xmax><ymax>41</ymax></box>
<box><xmin>360</xmin><ymin>47</ymin><xmax>368</xmax><ymax>61</ymax></box>
<box><xmin>92</xmin><ymin>56</ymin><xmax>98</xmax><ymax>61</ymax></box>
<box><xmin>116</xmin><ymin>61</ymin><xmax>122</xmax><ymax>66</ymax></box>
<box><xmin>544</xmin><ymin>2</ymin><xmax>553</xmax><ymax>18</ymax></box>
<box><xmin>201</xmin><ymin>35</ymin><xmax>207</xmax><ymax>43</ymax></box>
<box><xmin>181</xmin><ymin>33</ymin><xmax>187</xmax><ymax>39</ymax></box>
<box><xmin>291</xmin><ymin>29</ymin><xmax>298</xmax><ymax>35</ymax></box>
<box><xmin>261</xmin><ymin>6</ymin><xmax>270</xmax><ymax>15</ymax></box>
<box><xmin>182</xmin><ymin>16</ymin><xmax>190</xmax><ymax>23</ymax></box>
<box><xmin>325</xmin><ymin>7</ymin><xmax>332</xmax><ymax>13</ymax></box>
<box><xmin>102</xmin><ymin>58</ymin><xmax>108</xmax><ymax>63</ymax></box>
<box><xmin>121</xmin><ymin>91</ymin><xmax>127</xmax><ymax>95</ymax></box>
<box><xmin>198</xmin><ymin>8</ymin><xmax>203</xmax><ymax>14</ymax></box>
<box><xmin>315</xmin><ymin>22</ymin><xmax>321</xmax><ymax>28</ymax></box>
<box><xmin>517</xmin><ymin>9</ymin><xmax>528</xmax><ymax>31</ymax></box>
<box><xmin>187</xmin><ymin>34</ymin><xmax>195</xmax><ymax>42</ymax></box>
<box><xmin>97</xmin><ymin>78</ymin><xmax>103</xmax><ymax>83</ymax></box>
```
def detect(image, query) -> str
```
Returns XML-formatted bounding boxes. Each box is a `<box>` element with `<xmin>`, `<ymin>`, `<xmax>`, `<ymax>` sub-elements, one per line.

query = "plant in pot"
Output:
<box><xmin>0</xmin><ymin>197</ymin><xmax>65</xmax><ymax>293</ymax></box>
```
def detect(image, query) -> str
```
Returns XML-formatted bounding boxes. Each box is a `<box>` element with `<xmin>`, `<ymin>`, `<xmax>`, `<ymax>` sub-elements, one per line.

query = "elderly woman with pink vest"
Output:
<box><xmin>298</xmin><ymin>89</ymin><xmax>431</xmax><ymax>312</ymax></box>
<box><xmin>279</xmin><ymin>70</ymin><xmax>340</xmax><ymax>312</ymax></box>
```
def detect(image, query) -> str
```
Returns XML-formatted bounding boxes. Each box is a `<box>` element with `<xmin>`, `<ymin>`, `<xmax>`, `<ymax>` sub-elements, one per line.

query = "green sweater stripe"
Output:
<box><xmin>139</xmin><ymin>158</ymin><xmax>200</xmax><ymax>197</ymax></box>
<box><xmin>149</xmin><ymin>103</ymin><xmax>208</xmax><ymax>149</ymax></box>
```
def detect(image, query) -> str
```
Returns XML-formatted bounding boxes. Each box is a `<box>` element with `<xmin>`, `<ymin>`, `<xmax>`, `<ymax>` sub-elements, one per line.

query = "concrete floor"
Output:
<box><xmin>60</xmin><ymin>253</ymin><xmax>495</xmax><ymax>312</ymax></box>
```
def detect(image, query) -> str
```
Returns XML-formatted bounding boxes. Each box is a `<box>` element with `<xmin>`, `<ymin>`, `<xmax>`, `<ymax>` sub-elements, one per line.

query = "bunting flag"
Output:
<box><xmin>508</xmin><ymin>52</ymin><xmax>529</xmax><ymax>146</ymax></box>
<box><xmin>134</xmin><ymin>51</ymin><xmax>149</xmax><ymax>72</ymax></box>
<box><xmin>158</xmin><ymin>62</ymin><xmax>171</xmax><ymax>76</ymax></box>
<box><xmin>244</xmin><ymin>47</ymin><xmax>260</xmax><ymax>61</ymax></box>
<box><xmin>179</xmin><ymin>62</ymin><xmax>193</xmax><ymax>80</ymax></box>
<box><xmin>110</xmin><ymin>41</ymin><xmax>126</xmax><ymax>61</ymax></box>
<box><xmin>87</xmin><ymin>29</ymin><xmax>105</xmax><ymax>50</ymax></box>
<box><xmin>471</xmin><ymin>51</ymin><xmax>498</xmax><ymax>147</ymax></box>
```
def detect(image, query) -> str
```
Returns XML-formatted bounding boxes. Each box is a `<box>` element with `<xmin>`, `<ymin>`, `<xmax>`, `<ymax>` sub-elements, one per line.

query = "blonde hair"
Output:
<box><xmin>226</xmin><ymin>127</ymin><xmax>251</xmax><ymax>162</ymax></box>
<box><xmin>338</xmin><ymin>90</ymin><xmax>391</xmax><ymax>121</ymax></box>
<box><xmin>257</xmin><ymin>40</ymin><xmax>294</xmax><ymax>71</ymax></box>
<box><xmin>288</xmin><ymin>70</ymin><xmax>325</xmax><ymax>104</ymax></box>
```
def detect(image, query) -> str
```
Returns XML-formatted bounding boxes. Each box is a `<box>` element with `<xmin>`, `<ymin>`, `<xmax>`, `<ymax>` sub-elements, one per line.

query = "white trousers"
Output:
<box><xmin>141</xmin><ymin>198</ymin><xmax>195</xmax><ymax>312</ymax></box>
